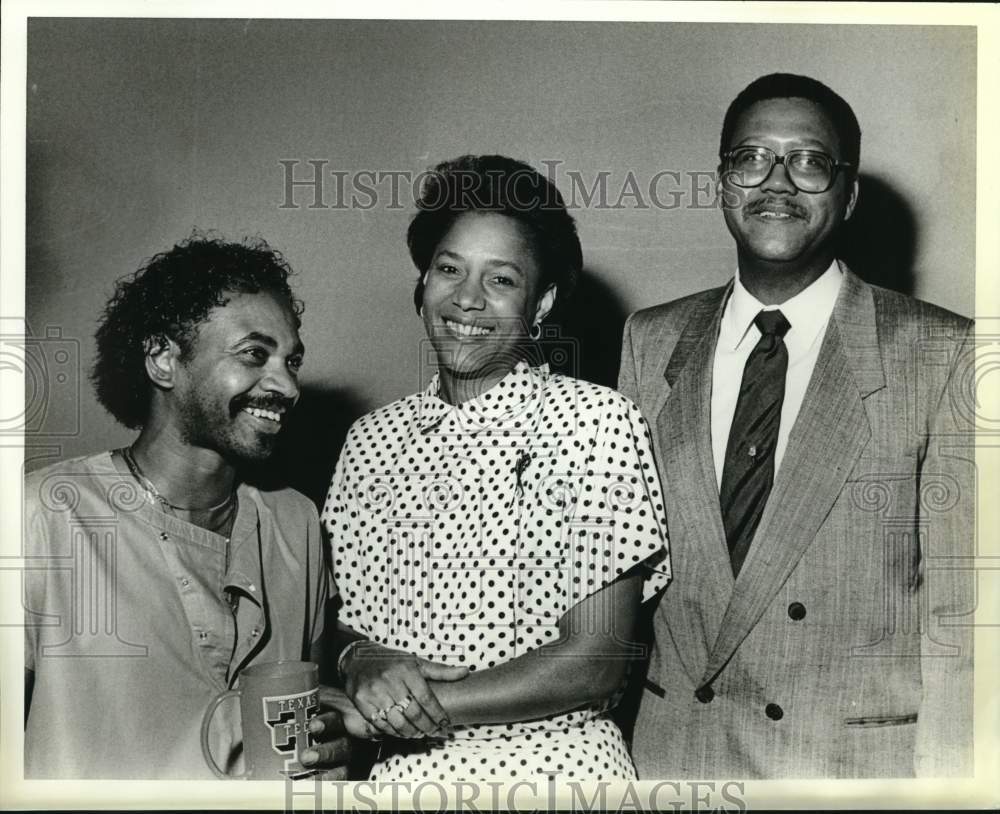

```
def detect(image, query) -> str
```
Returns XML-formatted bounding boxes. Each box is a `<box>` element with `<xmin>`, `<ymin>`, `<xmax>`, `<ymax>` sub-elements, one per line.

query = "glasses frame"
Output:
<box><xmin>721</xmin><ymin>146</ymin><xmax>853</xmax><ymax>194</ymax></box>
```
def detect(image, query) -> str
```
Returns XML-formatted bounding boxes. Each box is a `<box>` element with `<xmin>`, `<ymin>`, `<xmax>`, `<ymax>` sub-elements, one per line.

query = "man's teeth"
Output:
<box><xmin>243</xmin><ymin>407</ymin><xmax>282</xmax><ymax>423</ymax></box>
<box><xmin>757</xmin><ymin>210</ymin><xmax>795</xmax><ymax>219</ymax></box>
<box><xmin>444</xmin><ymin>319</ymin><xmax>492</xmax><ymax>337</ymax></box>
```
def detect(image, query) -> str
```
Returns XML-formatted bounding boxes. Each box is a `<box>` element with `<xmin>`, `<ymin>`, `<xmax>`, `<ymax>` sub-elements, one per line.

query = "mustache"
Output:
<box><xmin>746</xmin><ymin>197</ymin><xmax>808</xmax><ymax>219</ymax></box>
<box><xmin>230</xmin><ymin>394</ymin><xmax>295</xmax><ymax>415</ymax></box>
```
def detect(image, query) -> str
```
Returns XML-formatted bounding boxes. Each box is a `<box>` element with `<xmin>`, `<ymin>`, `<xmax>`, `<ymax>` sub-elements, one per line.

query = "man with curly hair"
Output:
<box><xmin>23</xmin><ymin>235</ymin><xmax>350</xmax><ymax>778</ymax></box>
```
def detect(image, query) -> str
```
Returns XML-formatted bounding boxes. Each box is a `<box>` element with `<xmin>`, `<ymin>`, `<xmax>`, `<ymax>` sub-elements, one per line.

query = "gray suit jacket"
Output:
<box><xmin>619</xmin><ymin>268</ymin><xmax>974</xmax><ymax>778</ymax></box>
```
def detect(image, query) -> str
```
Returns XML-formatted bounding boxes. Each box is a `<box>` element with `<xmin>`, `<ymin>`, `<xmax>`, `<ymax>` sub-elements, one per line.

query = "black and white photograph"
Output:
<box><xmin>1</xmin><ymin>1</ymin><xmax>995</xmax><ymax>810</ymax></box>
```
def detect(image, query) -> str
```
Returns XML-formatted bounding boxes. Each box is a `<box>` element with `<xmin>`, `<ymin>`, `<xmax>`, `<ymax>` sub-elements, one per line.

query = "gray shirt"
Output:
<box><xmin>23</xmin><ymin>451</ymin><xmax>331</xmax><ymax>778</ymax></box>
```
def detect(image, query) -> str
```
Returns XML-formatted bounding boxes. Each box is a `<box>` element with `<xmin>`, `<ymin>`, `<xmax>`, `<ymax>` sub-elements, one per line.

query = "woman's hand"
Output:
<box><xmin>342</xmin><ymin>642</ymin><xmax>469</xmax><ymax>738</ymax></box>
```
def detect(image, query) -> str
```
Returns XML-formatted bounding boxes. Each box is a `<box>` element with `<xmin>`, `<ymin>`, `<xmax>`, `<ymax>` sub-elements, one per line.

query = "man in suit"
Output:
<box><xmin>620</xmin><ymin>74</ymin><xmax>974</xmax><ymax>778</ymax></box>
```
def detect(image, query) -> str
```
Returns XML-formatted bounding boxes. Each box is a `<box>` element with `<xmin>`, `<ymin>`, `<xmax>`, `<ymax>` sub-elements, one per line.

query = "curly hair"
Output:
<box><xmin>407</xmin><ymin>155</ymin><xmax>583</xmax><ymax>316</ymax></box>
<box><xmin>91</xmin><ymin>233</ymin><xmax>303</xmax><ymax>429</ymax></box>
<box><xmin>720</xmin><ymin>73</ymin><xmax>861</xmax><ymax>172</ymax></box>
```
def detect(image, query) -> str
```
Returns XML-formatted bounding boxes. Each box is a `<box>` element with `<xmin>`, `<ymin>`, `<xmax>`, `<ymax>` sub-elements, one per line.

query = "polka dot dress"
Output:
<box><xmin>322</xmin><ymin>362</ymin><xmax>670</xmax><ymax>782</ymax></box>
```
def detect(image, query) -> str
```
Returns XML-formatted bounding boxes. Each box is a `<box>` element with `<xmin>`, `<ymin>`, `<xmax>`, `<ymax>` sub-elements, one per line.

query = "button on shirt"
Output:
<box><xmin>711</xmin><ymin>261</ymin><xmax>844</xmax><ymax>486</ymax></box>
<box><xmin>157</xmin><ymin>505</ymin><xmax>264</xmax><ymax>684</ymax></box>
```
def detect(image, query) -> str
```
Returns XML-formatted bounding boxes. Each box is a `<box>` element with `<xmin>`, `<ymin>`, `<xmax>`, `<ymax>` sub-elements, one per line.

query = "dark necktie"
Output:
<box><xmin>720</xmin><ymin>309</ymin><xmax>791</xmax><ymax>576</ymax></box>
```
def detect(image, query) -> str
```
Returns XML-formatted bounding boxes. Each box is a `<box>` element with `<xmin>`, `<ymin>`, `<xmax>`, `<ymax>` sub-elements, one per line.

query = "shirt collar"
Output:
<box><xmin>417</xmin><ymin>360</ymin><xmax>548</xmax><ymax>433</ymax></box>
<box><xmin>725</xmin><ymin>259</ymin><xmax>843</xmax><ymax>356</ymax></box>
<box><xmin>225</xmin><ymin>486</ymin><xmax>263</xmax><ymax>603</ymax></box>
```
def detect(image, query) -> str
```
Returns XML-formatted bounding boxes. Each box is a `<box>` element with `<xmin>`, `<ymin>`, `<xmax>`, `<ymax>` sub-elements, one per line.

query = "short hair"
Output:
<box><xmin>719</xmin><ymin>73</ymin><xmax>861</xmax><ymax>171</ymax></box>
<box><xmin>91</xmin><ymin>233</ymin><xmax>303</xmax><ymax>429</ymax></box>
<box><xmin>407</xmin><ymin>155</ymin><xmax>582</xmax><ymax>315</ymax></box>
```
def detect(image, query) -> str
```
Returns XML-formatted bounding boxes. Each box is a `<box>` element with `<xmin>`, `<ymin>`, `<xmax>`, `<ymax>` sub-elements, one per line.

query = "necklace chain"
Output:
<box><xmin>121</xmin><ymin>447</ymin><xmax>239</xmax><ymax>614</ymax></box>
<box><xmin>121</xmin><ymin>446</ymin><xmax>238</xmax><ymax>538</ymax></box>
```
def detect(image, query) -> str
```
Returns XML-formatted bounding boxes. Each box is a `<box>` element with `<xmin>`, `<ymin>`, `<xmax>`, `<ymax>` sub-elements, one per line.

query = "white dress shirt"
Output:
<box><xmin>711</xmin><ymin>260</ymin><xmax>844</xmax><ymax>487</ymax></box>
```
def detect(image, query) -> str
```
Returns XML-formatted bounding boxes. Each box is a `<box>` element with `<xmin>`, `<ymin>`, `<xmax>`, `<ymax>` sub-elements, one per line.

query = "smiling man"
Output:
<box><xmin>620</xmin><ymin>74</ymin><xmax>974</xmax><ymax>777</ymax></box>
<box><xmin>23</xmin><ymin>236</ymin><xmax>349</xmax><ymax>778</ymax></box>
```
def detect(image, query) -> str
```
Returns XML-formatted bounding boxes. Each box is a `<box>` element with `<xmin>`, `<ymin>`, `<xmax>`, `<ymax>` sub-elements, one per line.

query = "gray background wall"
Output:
<box><xmin>25</xmin><ymin>19</ymin><xmax>976</xmax><ymax>499</ymax></box>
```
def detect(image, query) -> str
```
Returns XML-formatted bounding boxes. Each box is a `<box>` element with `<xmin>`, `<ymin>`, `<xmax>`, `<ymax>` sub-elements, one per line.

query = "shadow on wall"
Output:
<box><xmin>243</xmin><ymin>384</ymin><xmax>368</xmax><ymax>507</ymax></box>
<box><xmin>545</xmin><ymin>268</ymin><xmax>631</xmax><ymax>389</ymax></box>
<box><xmin>839</xmin><ymin>172</ymin><xmax>917</xmax><ymax>296</ymax></box>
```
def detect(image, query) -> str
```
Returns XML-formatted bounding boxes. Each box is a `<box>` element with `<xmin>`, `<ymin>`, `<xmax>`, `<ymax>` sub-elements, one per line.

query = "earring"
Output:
<box><xmin>529</xmin><ymin>323</ymin><xmax>541</xmax><ymax>340</ymax></box>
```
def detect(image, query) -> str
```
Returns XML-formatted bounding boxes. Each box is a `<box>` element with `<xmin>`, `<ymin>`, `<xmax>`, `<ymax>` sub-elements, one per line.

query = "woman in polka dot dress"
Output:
<box><xmin>321</xmin><ymin>155</ymin><xmax>670</xmax><ymax>782</ymax></box>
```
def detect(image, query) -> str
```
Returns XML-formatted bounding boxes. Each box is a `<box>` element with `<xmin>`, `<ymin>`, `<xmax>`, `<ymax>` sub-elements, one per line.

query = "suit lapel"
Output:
<box><xmin>654</xmin><ymin>285</ymin><xmax>734</xmax><ymax>682</ymax></box>
<box><xmin>701</xmin><ymin>269</ymin><xmax>885</xmax><ymax>685</ymax></box>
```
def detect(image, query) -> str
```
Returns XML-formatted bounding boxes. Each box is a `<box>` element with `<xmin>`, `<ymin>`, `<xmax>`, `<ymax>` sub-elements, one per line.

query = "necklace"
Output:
<box><xmin>120</xmin><ymin>446</ymin><xmax>238</xmax><ymax>539</ymax></box>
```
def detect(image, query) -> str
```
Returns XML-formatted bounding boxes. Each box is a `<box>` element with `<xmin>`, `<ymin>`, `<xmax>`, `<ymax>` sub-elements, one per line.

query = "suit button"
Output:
<box><xmin>788</xmin><ymin>602</ymin><xmax>806</xmax><ymax>621</ymax></box>
<box><xmin>695</xmin><ymin>686</ymin><xmax>715</xmax><ymax>703</ymax></box>
<box><xmin>765</xmin><ymin>703</ymin><xmax>784</xmax><ymax>720</ymax></box>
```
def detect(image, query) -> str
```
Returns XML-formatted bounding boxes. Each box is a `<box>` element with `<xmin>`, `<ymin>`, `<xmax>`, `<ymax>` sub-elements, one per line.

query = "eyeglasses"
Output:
<box><xmin>721</xmin><ymin>146</ymin><xmax>852</xmax><ymax>194</ymax></box>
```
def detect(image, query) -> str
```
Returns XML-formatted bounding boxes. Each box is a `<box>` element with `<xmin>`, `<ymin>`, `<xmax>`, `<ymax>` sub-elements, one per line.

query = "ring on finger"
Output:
<box><xmin>372</xmin><ymin>706</ymin><xmax>391</xmax><ymax>722</ymax></box>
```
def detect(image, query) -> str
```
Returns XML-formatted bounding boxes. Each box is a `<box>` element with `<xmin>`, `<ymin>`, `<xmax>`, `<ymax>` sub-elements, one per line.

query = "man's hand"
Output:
<box><xmin>299</xmin><ymin>688</ymin><xmax>354</xmax><ymax>779</ymax></box>
<box><xmin>314</xmin><ymin>685</ymin><xmax>379</xmax><ymax>739</ymax></box>
<box><xmin>343</xmin><ymin>643</ymin><xmax>469</xmax><ymax>738</ymax></box>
